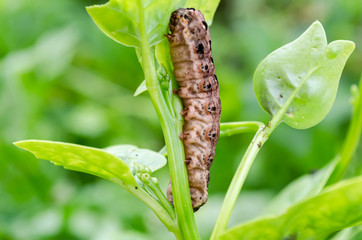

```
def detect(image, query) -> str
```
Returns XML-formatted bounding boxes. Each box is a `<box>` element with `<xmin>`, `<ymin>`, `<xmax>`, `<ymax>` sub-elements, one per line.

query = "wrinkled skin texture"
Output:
<box><xmin>166</xmin><ymin>8</ymin><xmax>221</xmax><ymax>211</ymax></box>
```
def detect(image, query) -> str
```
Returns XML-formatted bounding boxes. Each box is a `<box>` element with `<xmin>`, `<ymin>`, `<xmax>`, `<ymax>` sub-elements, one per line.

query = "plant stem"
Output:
<box><xmin>137</xmin><ymin>1</ymin><xmax>199</xmax><ymax>239</ymax></box>
<box><xmin>126</xmin><ymin>185</ymin><xmax>178</xmax><ymax>234</ymax></box>
<box><xmin>220</xmin><ymin>121</ymin><xmax>264</xmax><ymax>137</ymax></box>
<box><xmin>210</xmin><ymin>69</ymin><xmax>313</xmax><ymax>239</ymax></box>
<box><xmin>210</xmin><ymin>123</ymin><xmax>269</xmax><ymax>240</ymax></box>
<box><xmin>327</xmin><ymin>81</ymin><xmax>362</xmax><ymax>185</ymax></box>
<box><xmin>148</xmin><ymin>180</ymin><xmax>176</xmax><ymax>220</ymax></box>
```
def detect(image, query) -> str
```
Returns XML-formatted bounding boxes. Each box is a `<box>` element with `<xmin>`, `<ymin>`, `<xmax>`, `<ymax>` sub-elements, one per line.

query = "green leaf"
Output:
<box><xmin>134</xmin><ymin>80</ymin><xmax>147</xmax><ymax>96</ymax></box>
<box><xmin>265</xmin><ymin>157</ymin><xmax>338</xmax><ymax>215</ymax></box>
<box><xmin>327</xmin><ymin>79</ymin><xmax>362</xmax><ymax>185</ymax></box>
<box><xmin>254</xmin><ymin>21</ymin><xmax>355</xmax><ymax>129</ymax></box>
<box><xmin>158</xmin><ymin>145</ymin><xmax>167</xmax><ymax>156</ymax></box>
<box><xmin>103</xmin><ymin>144</ymin><xmax>167</xmax><ymax>174</ymax></box>
<box><xmin>220</xmin><ymin>177</ymin><xmax>362</xmax><ymax>240</ymax></box>
<box><xmin>185</xmin><ymin>0</ymin><xmax>221</xmax><ymax>25</ymax></box>
<box><xmin>86</xmin><ymin>0</ymin><xmax>186</xmax><ymax>48</ymax></box>
<box><xmin>86</xmin><ymin>1</ymin><xmax>140</xmax><ymax>47</ymax></box>
<box><xmin>331</xmin><ymin>226</ymin><xmax>362</xmax><ymax>240</ymax></box>
<box><xmin>14</xmin><ymin>140</ymin><xmax>138</xmax><ymax>189</ymax></box>
<box><xmin>266</xmin><ymin>79</ymin><xmax>362</xmax><ymax>216</ymax></box>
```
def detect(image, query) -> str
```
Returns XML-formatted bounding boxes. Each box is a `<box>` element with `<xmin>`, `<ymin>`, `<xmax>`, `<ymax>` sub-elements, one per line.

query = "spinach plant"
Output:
<box><xmin>14</xmin><ymin>0</ymin><xmax>362</xmax><ymax>239</ymax></box>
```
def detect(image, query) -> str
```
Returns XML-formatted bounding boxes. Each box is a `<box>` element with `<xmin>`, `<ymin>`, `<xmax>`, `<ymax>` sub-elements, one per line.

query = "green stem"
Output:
<box><xmin>123</xmin><ymin>184</ymin><xmax>178</xmax><ymax>234</ymax></box>
<box><xmin>148</xmin><ymin>180</ymin><xmax>176</xmax><ymax>220</ymax></box>
<box><xmin>137</xmin><ymin>2</ymin><xmax>199</xmax><ymax>239</ymax></box>
<box><xmin>220</xmin><ymin>121</ymin><xmax>264</xmax><ymax>137</ymax></box>
<box><xmin>210</xmin><ymin>123</ymin><xmax>268</xmax><ymax>240</ymax></box>
<box><xmin>210</xmin><ymin>69</ymin><xmax>315</xmax><ymax>239</ymax></box>
<box><xmin>327</xmin><ymin>81</ymin><xmax>362</xmax><ymax>185</ymax></box>
<box><xmin>210</xmin><ymin>120</ymin><xmax>281</xmax><ymax>239</ymax></box>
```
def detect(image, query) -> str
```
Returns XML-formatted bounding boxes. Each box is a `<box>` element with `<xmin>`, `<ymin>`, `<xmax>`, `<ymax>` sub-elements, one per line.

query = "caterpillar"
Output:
<box><xmin>166</xmin><ymin>8</ymin><xmax>221</xmax><ymax>211</ymax></box>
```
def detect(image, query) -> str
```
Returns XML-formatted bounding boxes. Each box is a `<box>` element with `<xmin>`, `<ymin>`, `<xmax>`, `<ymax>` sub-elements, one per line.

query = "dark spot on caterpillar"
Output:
<box><xmin>206</xmin><ymin>101</ymin><xmax>217</xmax><ymax>114</ymax></box>
<box><xmin>203</xmin><ymin>80</ymin><xmax>212</xmax><ymax>91</ymax></box>
<box><xmin>190</xmin><ymin>27</ymin><xmax>201</xmax><ymax>34</ymax></box>
<box><xmin>186</xmin><ymin>7</ymin><xmax>195</xmax><ymax>11</ymax></box>
<box><xmin>207</xmin><ymin>104</ymin><xmax>216</xmax><ymax>113</ymax></box>
<box><xmin>280</xmin><ymin>94</ymin><xmax>283</xmax><ymax>98</ymax></box>
<box><xmin>206</xmin><ymin>158</ymin><xmax>213</xmax><ymax>167</ymax></box>
<box><xmin>207</xmin><ymin>102</ymin><xmax>216</xmax><ymax>113</ymax></box>
<box><xmin>201</xmin><ymin>63</ymin><xmax>209</xmax><ymax>71</ymax></box>
<box><xmin>167</xmin><ymin>8</ymin><xmax>220</xmax><ymax>212</ymax></box>
<box><xmin>202</xmin><ymin>21</ymin><xmax>208</xmax><ymax>30</ymax></box>
<box><xmin>309</xmin><ymin>169</ymin><xmax>318</xmax><ymax>174</ymax></box>
<box><xmin>135</xmin><ymin>187</ymin><xmax>138</xmax><ymax>190</ymax></box>
<box><xmin>257</xmin><ymin>142</ymin><xmax>262</xmax><ymax>148</ymax></box>
<box><xmin>196</xmin><ymin>42</ymin><xmax>204</xmax><ymax>54</ymax></box>
<box><xmin>208</xmin><ymin>132</ymin><xmax>217</xmax><ymax>138</ymax></box>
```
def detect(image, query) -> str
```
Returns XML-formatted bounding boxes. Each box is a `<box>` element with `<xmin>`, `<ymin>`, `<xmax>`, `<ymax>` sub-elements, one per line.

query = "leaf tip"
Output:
<box><xmin>327</xmin><ymin>40</ymin><xmax>355</xmax><ymax>59</ymax></box>
<box><xmin>134</xmin><ymin>80</ymin><xmax>147</xmax><ymax>96</ymax></box>
<box><xmin>308</xmin><ymin>20</ymin><xmax>324</xmax><ymax>33</ymax></box>
<box><xmin>13</xmin><ymin>140</ymin><xmax>30</xmax><ymax>149</ymax></box>
<box><xmin>312</xmin><ymin>20</ymin><xmax>322</xmax><ymax>25</ymax></box>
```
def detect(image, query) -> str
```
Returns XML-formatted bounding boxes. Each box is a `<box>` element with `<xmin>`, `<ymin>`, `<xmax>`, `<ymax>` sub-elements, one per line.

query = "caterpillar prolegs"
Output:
<box><xmin>166</xmin><ymin>8</ymin><xmax>221</xmax><ymax>211</ymax></box>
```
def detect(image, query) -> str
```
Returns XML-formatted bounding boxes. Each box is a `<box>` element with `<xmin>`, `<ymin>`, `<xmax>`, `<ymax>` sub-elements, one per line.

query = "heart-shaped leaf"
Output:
<box><xmin>254</xmin><ymin>21</ymin><xmax>355</xmax><ymax>129</ymax></box>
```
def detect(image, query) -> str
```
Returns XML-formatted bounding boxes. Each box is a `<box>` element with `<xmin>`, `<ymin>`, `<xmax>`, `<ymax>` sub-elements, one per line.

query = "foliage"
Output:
<box><xmin>220</xmin><ymin>177</ymin><xmax>362</xmax><ymax>240</ymax></box>
<box><xmin>254</xmin><ymin>21</ymin><xmax>354</xmax><ymax>129</ymax></box>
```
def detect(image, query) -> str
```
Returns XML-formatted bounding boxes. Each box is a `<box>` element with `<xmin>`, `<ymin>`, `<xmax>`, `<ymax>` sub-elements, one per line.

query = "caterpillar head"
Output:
<box><xmin>169</xmin><ymin>8</ymin><xmax>207</xmax><ymax>34</ymax></box>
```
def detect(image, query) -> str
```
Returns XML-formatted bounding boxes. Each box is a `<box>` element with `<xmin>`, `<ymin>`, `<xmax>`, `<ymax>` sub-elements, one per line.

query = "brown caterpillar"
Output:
<box><xmin>166</xmin><ymin>8</ymin><xmax>221</xmax><ymax>211</ymax></box>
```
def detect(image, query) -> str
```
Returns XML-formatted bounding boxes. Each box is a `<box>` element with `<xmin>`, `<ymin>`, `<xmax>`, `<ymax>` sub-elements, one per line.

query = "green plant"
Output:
<box><xmin>14</xmin><ymin>0</ymin><xmax>362</xmax><ymax>239</ymax></box>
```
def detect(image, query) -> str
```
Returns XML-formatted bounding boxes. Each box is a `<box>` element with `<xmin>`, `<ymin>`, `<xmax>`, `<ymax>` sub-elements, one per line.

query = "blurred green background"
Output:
<box><xmin>0</xmin><ymin>0</ymin><xmax>361</xmax><ymax>239</ymax></box>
